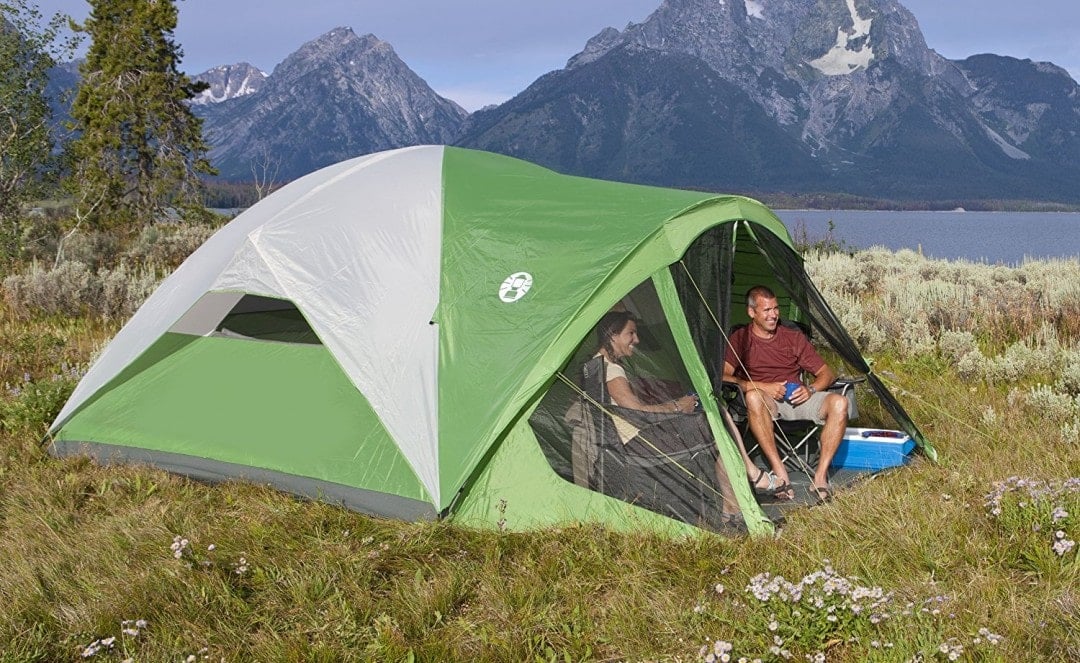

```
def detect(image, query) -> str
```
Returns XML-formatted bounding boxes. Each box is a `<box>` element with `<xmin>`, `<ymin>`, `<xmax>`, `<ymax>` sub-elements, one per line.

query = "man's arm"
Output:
<box><xmin>807</xmin><ymin>363</ymin><xmax>837</xmax><ymax>395</ymax></box>
<box><xmin>786</xmin><ymin>362</ymin><xmax>837</xmax><ymax>405</ymax></box>
<box><xmin>721</xmin><ymin>360</ymin><xmax>741</xmax><ymax>388</ymax></box>
<box><xmin>724</xmin><ymin>360</ymin><xmax>785</xmax><ymax>401</ymax></box>
<box><xmin>792</xmin><ymin>331</ymin><xmax>835</xmax><ymax>399</ymax></box>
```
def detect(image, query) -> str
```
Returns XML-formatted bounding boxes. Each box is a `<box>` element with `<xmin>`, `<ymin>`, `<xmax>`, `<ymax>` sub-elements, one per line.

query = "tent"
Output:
<box><xmin>47</xmin><ymin>145</ymin><xmax>933</xmax><ymax>537</ymax></box>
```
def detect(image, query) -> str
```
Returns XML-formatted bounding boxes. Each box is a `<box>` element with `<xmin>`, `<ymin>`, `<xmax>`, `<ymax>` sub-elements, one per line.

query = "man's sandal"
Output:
<box><xmin>808</xmin><ymin>485</ymin><xmax>833</xmax><ymax>504</ymax></box>
<box><xmin>752</xmin><ymin>468</ymin><xmax>794</xmax><ymax>501</ymax></box>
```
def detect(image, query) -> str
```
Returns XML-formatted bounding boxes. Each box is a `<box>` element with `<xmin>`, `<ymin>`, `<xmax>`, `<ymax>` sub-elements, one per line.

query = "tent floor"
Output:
<box><xmin>753</xmin><ymin>466</ymin><xmax>879</xmax><ymax>521</ymax></box>
<box><xmin>745</xmin><ymin>446</ymin><xmax>888</xmax><ymax>522</ymax></box>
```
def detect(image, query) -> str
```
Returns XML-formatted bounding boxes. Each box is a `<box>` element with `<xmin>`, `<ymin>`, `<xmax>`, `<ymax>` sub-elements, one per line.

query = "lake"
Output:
<box><xmin>775</xmin><ymin>210</ymin><xmax>1080</xmax><ymax>265</ymax></box>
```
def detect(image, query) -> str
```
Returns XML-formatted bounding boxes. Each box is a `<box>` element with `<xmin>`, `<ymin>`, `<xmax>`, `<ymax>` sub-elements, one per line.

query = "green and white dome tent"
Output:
<box><xmin>48</xmin><ymin>146</ymin><xmax>932</xmax><ymax>537</ymax></box>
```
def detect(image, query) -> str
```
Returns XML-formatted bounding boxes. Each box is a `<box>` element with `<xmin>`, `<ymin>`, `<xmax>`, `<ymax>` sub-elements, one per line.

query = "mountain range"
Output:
<box><xmin>65</xmin><ymin>0</ymin><xmax>1080</xmax><ymax>203</ymax></box>
<box><xmin>453</xmin><ymin>0</ymin><xmax>1080</xmax><ymax>203</ymax></box>
<box><xmin>194</xmin><ymin>29</ymin><xmax>467</xmax><ymax>181</ymax></box>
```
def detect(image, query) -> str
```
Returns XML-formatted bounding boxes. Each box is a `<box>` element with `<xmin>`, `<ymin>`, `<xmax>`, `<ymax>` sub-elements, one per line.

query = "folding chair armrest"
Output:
<box><xmin>832</xmin><ymin>375</ymin><xmax>866</xmax><ymax>386</ymax></box>
<box><xmin>718</xmin><ymin>379</ymin><xmax>746</xmax><ymax>402</ymax></box>
<box><xmin>717</xmin><ymin>380</ymin><xmax>748</xmax><ymax>419</ymax></box>
<box><xmin>827</xmin><ymin>375</ymin><xmax>865</xmax><ymax>395</ymax></box>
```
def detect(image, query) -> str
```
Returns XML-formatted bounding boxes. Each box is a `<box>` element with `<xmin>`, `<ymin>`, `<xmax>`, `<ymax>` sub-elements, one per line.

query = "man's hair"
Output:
<box><xmin>746</xmin><ymin>285</ymin><xmax>776</xmax><ymax>309</ymax></box>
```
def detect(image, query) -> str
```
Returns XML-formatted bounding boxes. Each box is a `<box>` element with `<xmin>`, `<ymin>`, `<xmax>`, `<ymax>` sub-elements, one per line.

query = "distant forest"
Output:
<box><xmin>201</xmin><ymin>179</ymin><xmax>1080</xmax><ymax>213</ymax></box>
<box><xmin>200</xmin><ymin>180</ymin><xmax>267</xmax><ymax>209</ymax></box>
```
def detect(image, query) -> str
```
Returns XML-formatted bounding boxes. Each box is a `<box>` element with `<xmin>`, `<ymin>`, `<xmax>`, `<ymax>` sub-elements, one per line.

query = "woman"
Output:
<box><xmin>594</xmin><ymin>310</ymin><xmax>699</xmax><ymax>415</ymax></box>
<box><xmin>594</xmin><ymin>310</ymin><xmax>787</xmax><ymax>500</ymax></box>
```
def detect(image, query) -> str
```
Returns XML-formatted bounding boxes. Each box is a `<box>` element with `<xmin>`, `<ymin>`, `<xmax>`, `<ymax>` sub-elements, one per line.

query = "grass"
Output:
<box><xmin>1</xmin><ymin>248</ymin><xmax>1078</xmax><ymax>661</ymax></box>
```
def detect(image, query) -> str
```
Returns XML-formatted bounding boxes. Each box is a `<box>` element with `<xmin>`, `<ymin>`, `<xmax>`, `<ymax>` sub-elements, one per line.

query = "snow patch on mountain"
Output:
<box><xmin>191</xmin><ymin>63</ymin><xmax>268</xmax><ymax>105</ymax></box>
<box><xmin>808</xmin><ymin>0</ymin><xmax>874</xmax><ymax>75</ymax></box>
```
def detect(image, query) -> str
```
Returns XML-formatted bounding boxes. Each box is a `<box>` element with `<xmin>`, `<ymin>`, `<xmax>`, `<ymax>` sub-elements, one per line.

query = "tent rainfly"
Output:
<box><xmin>48</xmin><ymin>146</ymin><xmax>933</xmax><ymax>537</ymax></box>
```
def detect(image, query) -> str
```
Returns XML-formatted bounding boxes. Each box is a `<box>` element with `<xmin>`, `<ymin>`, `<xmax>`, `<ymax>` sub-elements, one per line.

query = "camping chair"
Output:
<box><xmin>719</xmin><ymin>322</ymin><xmax>861</xmax><ymax>481</ymax></box>
<box><xmin>720</xmin><ymin>377</ymin><xmax>860</xmax><ymax>479</ymax></box>
<box><xmin>574</xmin><ymin>355</ymin><xmax>732</xmax><ymax>530</ymax></box>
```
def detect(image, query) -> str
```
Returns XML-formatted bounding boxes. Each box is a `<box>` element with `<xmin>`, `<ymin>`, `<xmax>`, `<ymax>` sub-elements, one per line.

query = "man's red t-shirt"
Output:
<box><xmin>724</xmin><ymin>324</ymin><xmax>825</xmax><ymax>384</ymax></box>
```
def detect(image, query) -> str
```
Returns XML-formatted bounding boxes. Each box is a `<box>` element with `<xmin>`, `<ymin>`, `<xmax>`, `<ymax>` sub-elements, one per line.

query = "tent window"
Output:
<box><xmin>673</xmin><ymin>224</ymin><xmax>732</xmax><ymax>385</ymax></box>
<box><xmin>528</xmin><ymin>278</ymin><xmax>741</xmax><ymax>531</ymax></box>
<box><xmin>214</xmin><ymin>295</ymin><xmax>322</xmax><ymax>345</ymax></box>
<box><xmin>674</xmin><ymin>222</ymin><xmax>801</xmax><ymax>386</ymax></box>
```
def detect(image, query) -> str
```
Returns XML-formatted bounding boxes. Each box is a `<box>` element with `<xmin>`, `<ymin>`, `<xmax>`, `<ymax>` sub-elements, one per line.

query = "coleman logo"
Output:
<box><xmin>499</xmin><ymin>272</ymin><xmax>533</xmax><ymax>303</ymax></box>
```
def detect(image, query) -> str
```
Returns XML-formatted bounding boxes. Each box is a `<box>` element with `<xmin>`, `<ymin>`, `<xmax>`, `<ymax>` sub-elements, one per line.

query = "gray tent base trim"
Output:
<box><xmin>48</xmin><ymin>440</ymin><xmax>438</xmax><ymax>521</ymax></box>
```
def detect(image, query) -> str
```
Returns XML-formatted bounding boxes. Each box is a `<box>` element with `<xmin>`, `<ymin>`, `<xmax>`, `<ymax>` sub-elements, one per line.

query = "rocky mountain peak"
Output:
<box><xmin>561</xmin><ymin>0</ymin><xmax>959</xmax><ymax>145</ymax></box>
<box><xmin>198</xmin><ymin>26</ymin><xmax>466</xmax><ymax>181</ymax></box>
<box><xmin>190</xmin><ymin>62</ymin><xmax>267</xmax><ymax>105</ymax></box>
<box><xmin>571</xmin><ymin>0</ymin><xmax>936</xmax><ymax>79</ymax></box>
<box><xmin>283</xmin><ymin>27</ymin><xmax>388</xmax><ymax>65</ymax></box>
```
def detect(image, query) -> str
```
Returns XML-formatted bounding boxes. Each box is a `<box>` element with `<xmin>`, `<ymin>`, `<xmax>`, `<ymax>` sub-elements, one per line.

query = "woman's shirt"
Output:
<box><xmin>596</xmin><ymin>354</ymin><xmax>641</xmax><ymax>444</ymax></box>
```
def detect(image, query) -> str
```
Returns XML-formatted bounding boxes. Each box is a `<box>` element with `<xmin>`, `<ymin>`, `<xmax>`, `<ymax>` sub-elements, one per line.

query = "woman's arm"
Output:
<box><xmin>607</xmin><ymin>376</ymin><xmax>697</xmax><ymax>413</ymax></box>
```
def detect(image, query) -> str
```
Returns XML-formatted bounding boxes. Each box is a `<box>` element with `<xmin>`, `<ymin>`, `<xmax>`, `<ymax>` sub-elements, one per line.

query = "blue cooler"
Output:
<box><xmin>833</xmin><ymin>427</ymin><xmax>915</xmax><ymax>470</ymax></box>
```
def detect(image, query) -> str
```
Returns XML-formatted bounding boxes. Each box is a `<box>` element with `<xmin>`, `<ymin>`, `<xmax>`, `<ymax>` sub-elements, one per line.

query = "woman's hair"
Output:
<box><xmin>596</xmin><ymin>310</ymin><xmax>636</xmax><ymax>360</ymax></box>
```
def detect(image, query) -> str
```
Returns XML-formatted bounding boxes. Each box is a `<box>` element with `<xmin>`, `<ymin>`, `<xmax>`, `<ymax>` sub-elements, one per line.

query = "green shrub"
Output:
<box><xmin>1058</xmin><ymin>354</ymin><xmax>1080</xmax><ymax>396</ymax></box>
<box><xmin>59</xmin><ymin>230</ymin><xmax>121</xmax><ymax>270</ymax></box>
<box><xmin>2</xmin><ymin>260</ymin><xmax>165</xmax><ymax>319</ymax></box>
<box><xmin>98</xmin><ymin>262</ymin><xmax>165</xmax><ymax>318</ymax></box>
<box><xmin>983</xmin><ymin>477</ymin><xmax>1079</xmax><ymax>575</ymax></box>
<box><xmin>0</xmin><ymin>329</ymin><xmax>67</xmax><ymax>383</ymax></box>
<box><xmin>1024</xmin><ymin>384</ymin><xmax>1080</xmax><ymax>426</ymax></box>
<box><xmin>2</xmin><ymin>260</ymin><xmax>97</xmax><ymax>317</ymax></box>
<box><xmin>14</xmin><ymin>211</ymin><xmax>63</xmax><ymax>263</ymax></box>
<box><xmin>0</xmin><ymin>373</ymin><xmax>76</xmax><ymax>435</ymax></box>
<box><xmin>125</xmin><ymin>223</ymin><xmax>217</xmax><ymax>268</ymax></box>
<box><xmin>937</xmin><ymin>330</ymin><xmax>979</xmax><ymax>363</ymax></box>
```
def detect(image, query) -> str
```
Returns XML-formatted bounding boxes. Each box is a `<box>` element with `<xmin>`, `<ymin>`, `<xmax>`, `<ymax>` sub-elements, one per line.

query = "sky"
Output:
<box><xmin>30</xmin><ymin>0</ymin><xmax>1080</xmax><ymax>112</ymax></box>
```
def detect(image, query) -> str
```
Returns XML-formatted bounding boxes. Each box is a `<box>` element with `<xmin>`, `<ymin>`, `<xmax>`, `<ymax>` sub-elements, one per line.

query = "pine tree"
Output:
<box><xmin>0</xmin><ymin>1</ymin><xmax>74</xmax><ymax>258</ymax></box>
<box><xmin>68</xmin><ymin>0</ymin><xmax>214</xmax><ymax>228</ymax></box>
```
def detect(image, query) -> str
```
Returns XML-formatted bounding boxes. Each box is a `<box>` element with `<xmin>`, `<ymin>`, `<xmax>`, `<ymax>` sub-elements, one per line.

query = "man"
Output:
<box><xmin>721</xmin><ymin>286</ymin><xmax>849</xmax><ymax>502</ymax></box>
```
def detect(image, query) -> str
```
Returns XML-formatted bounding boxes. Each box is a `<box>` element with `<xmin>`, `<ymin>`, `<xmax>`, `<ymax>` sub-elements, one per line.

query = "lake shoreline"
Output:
<box><xmin>776</xmin><ymin>209</ymin><xmax>1080</xmax><ymax>264</ymax></box>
